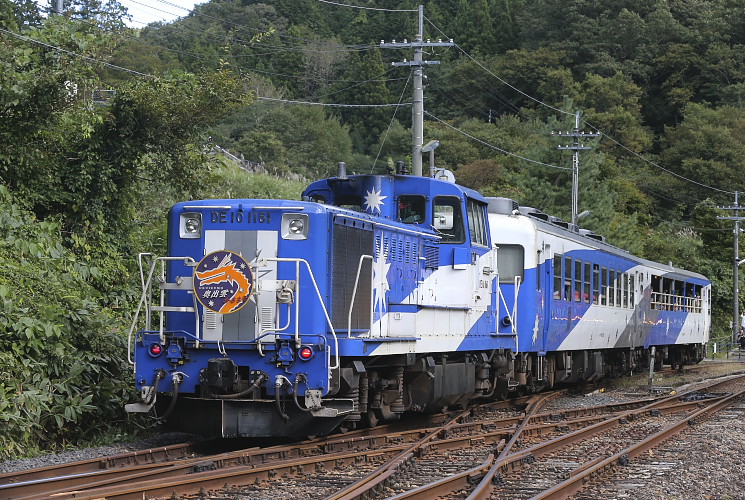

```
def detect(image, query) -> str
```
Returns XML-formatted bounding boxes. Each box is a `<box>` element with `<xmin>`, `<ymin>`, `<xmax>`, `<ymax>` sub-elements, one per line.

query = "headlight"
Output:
<box><xmin>179</xmin><ymin>212</ymin><xmax>202</xmax><ymax>239</ymax></box>
<box><xmin>289</xmin><ymin>219</ymin><xmax>304</xmax><ymax>234</ymax></box>
<box><xmin>281</xmin><ymin>213</ymin><xmax>309</xmax><ymax>240</ymax></box>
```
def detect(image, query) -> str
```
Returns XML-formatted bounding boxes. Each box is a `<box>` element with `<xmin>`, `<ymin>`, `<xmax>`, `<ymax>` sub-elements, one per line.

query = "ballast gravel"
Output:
<box><xmin>2</xmin><ymin>358</ymin><xmax>745</xmax><ymax>500</ymax></box>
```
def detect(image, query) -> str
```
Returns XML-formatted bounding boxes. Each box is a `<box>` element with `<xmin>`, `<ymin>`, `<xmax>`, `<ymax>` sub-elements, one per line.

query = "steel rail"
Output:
<box><xmin>463</xmin><ymin>373</ymin><xmax>745</xmax><ymax>499</ymax></box>
<box><xmin>532</xmin><ymin>384</ymin><xmax>745</xmax><ymax>499</ymax></box>
<box><xmin>25</xmin><ymin>418</ymin><xmax>515</xmax><ymax>499</ymax></box>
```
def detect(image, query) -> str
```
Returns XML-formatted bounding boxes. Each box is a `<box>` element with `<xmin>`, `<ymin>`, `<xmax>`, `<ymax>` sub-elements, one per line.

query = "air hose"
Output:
<box><xmin>212</xmin><ymin>374</ymin><xmax>267</xmax><ymax>400</ymax></box>
<box><xmin>144</xmin><ymin>369</ymin><xmax>166</xmax><ymax>405</ymax></box>
<box><xmin>157</xmin><ymin>374</ymin><xmax>180</xmax><ymax>422</ymax></box>
<box><xmin>275</xmin><ymin>375</ymin><xmax>290</xmax><ymax>421</ymax></box>
<box><xmin>293</xmin><ymin>374</ymin><xmax>312</xmax><ymax>412</ymax></box>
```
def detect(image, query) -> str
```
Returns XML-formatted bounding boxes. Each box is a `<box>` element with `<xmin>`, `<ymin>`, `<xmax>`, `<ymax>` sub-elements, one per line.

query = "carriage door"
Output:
<box><xmin>539</xmin><ymin>244</ymin><xmax>551</xmax><ymax>353</ymax></box>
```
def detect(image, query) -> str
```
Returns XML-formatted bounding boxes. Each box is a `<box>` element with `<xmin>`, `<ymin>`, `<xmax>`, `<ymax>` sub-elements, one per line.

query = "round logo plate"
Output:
<box><xmin>193</xmin><ymin>250</ymin><xmax>253</xmax><ymax>314</ymax></box>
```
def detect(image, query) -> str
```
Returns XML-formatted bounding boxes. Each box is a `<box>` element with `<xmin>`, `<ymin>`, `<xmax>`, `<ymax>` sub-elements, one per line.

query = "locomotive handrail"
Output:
<box><xmin>256</xmin><ymin>303</ymin><xmax>293</xmax><ymax>357</ymax></box>
<box><xmin>496</xmin><ymin>275</ymin><xmax>521</xmax><ymax>339</ymax></box>
<box><xmin>263</xmin><ymin>257</ymin><xmax>340</xmax><ymax>372</ymax></box>
<box><xmin>347</xmin><ymin>254</ymin><xmax>374</xmax><ymax>337</ymax></box>
<box><xmin>127</xmin><ymin>255</ymin><xmax>198</xmax><ymax>367</ymax></box>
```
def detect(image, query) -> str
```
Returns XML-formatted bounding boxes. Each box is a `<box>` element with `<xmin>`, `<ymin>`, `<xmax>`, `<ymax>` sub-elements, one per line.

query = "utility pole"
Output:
<box><xmin>717</xmin><ymin>192</ymin><xmax>745</xmax><ymax>343</ymax></box>
<box><xmin>552</xmin><ymin>111</ymin><xmax>599</xmax><ymax>226</ymax></box>
<box><xmin>380</xmin><ymin>5</ymin><xmax>453</xmax><ymax>177</ymax></box>
<box><xmin>52</xmin><ymin>0</ymin><xmax>64</xmax><ymax>15</ymax></box>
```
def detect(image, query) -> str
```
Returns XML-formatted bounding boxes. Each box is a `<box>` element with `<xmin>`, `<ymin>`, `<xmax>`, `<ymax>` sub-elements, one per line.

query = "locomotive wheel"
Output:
<box><xmin>494</xmin><ymin>376</ymin><xmax>509</xmax><ymax>400</ymax></box>
<box><xmin>364</xmin><ymin>409</ymin><xmax>379</xmax><ymax>428</ymax></box>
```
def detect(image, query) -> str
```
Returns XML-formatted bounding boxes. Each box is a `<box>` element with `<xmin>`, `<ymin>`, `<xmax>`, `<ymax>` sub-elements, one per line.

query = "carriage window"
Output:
<box><xmin>608</xmin><ymin>270</ymin><xmax>615</xmax><ymax>307</ymax></box>
<box><xmin>692</xmin><ymin>284</ymin><xmax>701</xmax><ymax>312</ymax></box>
<box><xmin>574</xmin><ymin>259</ymin><xmax>582</xmax><ymax>302</ymax></box>
<box><xmin>497</xmin><ymin>245</ymin><xmax>524</xmax><ymax>283</ymax></box>
<box><xmin>615</xmin><ymin>271</ymin><xmax>622</xmax><ymax>307</ymax></box>
<box><xmin>583</xmin><ymin>262</ymin><xmax>591</xmax><ymax>303</ymax></box>
<box><xmin>565</xmin><ymin>256</ymin><xmax>572</xmax><ymax>301</ymax></box>
<box><xmin>593</xmin><ymin>264</ymin><xmax>600</xmax><ymax>305</ymax></box>
<box><xmin>466</xmin><ymin>198</ymin><xmax>488</xmax><ymax>246</ymax></box>
<box><xmin>433</xmin><ymin>196</ymin><xmax>465</xmax><ymax>244</ymax></box>
<box><xmin>553</xmin><ymin>254</ymin><xmax>563</xmax><ymax>300</ymax></box>
<box><xmin>398</xmin><ymin>195</ymin><xmax>426</xmax><ymax>224</ymax></box>
<box><xmin>601</xmin><ymin>267</ymin><xmax>608</xmax><ymax>305</ymax></box>
<box><xmin>630</xmin><ymin>274</ymin><xmax>635</xmax><ymax>307</ymax></box>
<box><xmin>623</xmin><ymin>273</ymin><xmax>629</xmax><ymax>308</ymax></box>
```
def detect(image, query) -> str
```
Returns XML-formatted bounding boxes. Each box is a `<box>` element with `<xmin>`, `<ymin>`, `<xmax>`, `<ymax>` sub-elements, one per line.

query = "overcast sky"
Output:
<box><xmin>33</xmin><ymin>0</ymin><xmax>203</xmax><ymax>27</ymax></box>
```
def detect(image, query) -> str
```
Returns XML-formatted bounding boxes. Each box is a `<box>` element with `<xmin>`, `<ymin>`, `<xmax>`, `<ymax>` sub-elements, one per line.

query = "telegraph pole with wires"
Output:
<box><xmin>552</xmin><ymin>111</ymin><xmax>600</xmax><ymax>226</ymax></box>
<box><xmin>380</xmin><ymin>5</ymin><xmax>453</xmax><ymax>177</ymax></box>
<box><xmin>717</xmin><ymin>192</ymin><xmax>745</xmax><ymax>343</ymax></box>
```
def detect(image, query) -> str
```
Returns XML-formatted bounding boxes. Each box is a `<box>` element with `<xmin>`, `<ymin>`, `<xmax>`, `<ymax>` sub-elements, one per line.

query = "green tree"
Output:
<box><xmin>660</xmin><ymin>103</ymin><xmax>745</xmax><ymax>209</ymax></box>
<box><xmin>326</xmin><ymin>49</ymin><xmax>391</xmax><ymax>153</ymax></box>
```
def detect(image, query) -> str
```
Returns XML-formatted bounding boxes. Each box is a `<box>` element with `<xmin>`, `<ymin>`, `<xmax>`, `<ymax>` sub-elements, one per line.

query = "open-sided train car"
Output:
<box><xmin>126</xmin><ymin>166</ymin><xmax>710</xmax><ymax>437</ymax></box>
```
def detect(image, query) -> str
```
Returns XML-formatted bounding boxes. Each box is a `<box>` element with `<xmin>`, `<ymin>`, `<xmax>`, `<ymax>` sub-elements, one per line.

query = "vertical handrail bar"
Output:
<box><xmin>348</xmin><ymin>255</ymin><xmax>374</xmax><ymax>337</ymax></box>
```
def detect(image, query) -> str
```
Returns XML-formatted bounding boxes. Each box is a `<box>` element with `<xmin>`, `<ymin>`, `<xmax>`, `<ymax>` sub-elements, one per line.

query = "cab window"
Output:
<box><xmin>398</xmin><ymin>195</ymin><xmax>426</xmax><ymax>224</ymax></box>
<box><xmin>432</xmin><ymin>196</ymin><xmax>465</xmax><ymax>243</ymax></box>
<box><xmin>466</xmin><ymin>198</ymin><xmax>488</xmax><ymax>246</ymax></box>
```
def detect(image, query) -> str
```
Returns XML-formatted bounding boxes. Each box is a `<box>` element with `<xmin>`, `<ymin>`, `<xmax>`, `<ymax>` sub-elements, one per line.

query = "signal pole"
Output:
<box><xmin>380</xmin><ymin>5</ymin><xmax>453</xmax><ymax>177</ymax></box>
<box><xmin>552</xmin><ymin>111</ymin><xmax>599</xmax><ymax>226</ymax></box>
<box><xmin>717</xmin><ymin>192</ymin><xmax>745</xmax><ymax>343</ymax></box>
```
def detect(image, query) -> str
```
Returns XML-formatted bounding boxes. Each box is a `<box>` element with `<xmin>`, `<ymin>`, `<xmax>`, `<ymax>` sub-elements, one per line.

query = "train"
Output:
<box><xmin>125</xmin><ymin>162</ymin><xmax>711</xmax><ymax>438</ymax></box>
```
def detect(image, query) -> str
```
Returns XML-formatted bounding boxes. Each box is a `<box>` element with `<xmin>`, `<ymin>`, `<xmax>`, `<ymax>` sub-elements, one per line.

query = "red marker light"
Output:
<box><xmin>149</xmin><ymin>344</ymin><xmax>163</xmax><ymax>356</ymax></box>
<box><xmin>298</xmin><ymin>346</ymin><xmax>313</xmax><ymax>360</ymax></box>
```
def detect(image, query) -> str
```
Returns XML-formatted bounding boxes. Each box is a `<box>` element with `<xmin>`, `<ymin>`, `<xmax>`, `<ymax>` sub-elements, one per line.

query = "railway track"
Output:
<box><xmin>1</xmin><ymin>373</ymin><xmax>743</xmax><ymax>500</ymax></box>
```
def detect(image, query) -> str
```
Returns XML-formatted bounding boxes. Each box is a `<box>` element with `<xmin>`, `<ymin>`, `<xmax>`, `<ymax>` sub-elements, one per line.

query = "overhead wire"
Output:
<box><xmin>148</xmin><ymin>0</ymin><xmax>377</xmax><ymax>49</ymax></box>
<box><xmin>30</xmin><ymin>1</ymin><xmax>733</xmax><ymax>199</ymax></box>
<box><xmin>257</xmin><ymin>96</ymin><xmax>412</xmax><ymax>107</ymax></box>
<box><xmin>370</xmin><ymin>71</ymin><xmax>413</xmax><ymax>173</ymax></box>
<box><xmin>312</xmin><ymin>0</ymin><xmax>417</xmax><ymax>12</ymax></box>
<box><xmin>425</xmin><ymin>111</ymin><xmax>570</xmax><ymax>171</ymax></box>
<box><xmin>583</xmin><ymin>119</ymin><xmax>735</xmax><ymax>196</ymax></box>
<box><xmin>0</xmin><ymin>27</ymin><xmax>151</xmax><ymax>77</ymax></box>
<box><xmin>423</xmin><ymin>15</ymin><xmax>737</xmax><ymax>198</ymax></box>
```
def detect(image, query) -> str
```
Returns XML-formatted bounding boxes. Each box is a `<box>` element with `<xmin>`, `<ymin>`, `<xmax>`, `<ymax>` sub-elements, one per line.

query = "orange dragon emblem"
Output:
<box><xmin>194</xmin><ymin>250</ymin><xmax>253</xmax><ymax>314</ymax></box>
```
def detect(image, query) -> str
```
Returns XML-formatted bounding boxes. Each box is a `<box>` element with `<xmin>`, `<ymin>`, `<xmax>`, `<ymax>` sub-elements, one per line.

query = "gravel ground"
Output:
<box><xmin>2</xmin><ymin>359</ymin><xmax>744</xmax><ymax>481</ymax></box>
<box><xmin>573</xmin><ymin>360</ymin><xmax>745</xmax><ymax>500</ymax></box>
<box><xmin>0</xmin><ymin>432</ymin><xmax>202</xmax><ymax>475</ymax></box>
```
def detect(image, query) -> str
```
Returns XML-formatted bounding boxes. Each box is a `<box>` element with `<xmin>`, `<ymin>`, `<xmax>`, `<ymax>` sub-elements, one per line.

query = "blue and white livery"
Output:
<box><xmin>126</xmin><ymin>167</ymin><xmax>710</xmax><ymax>437</ymax></box>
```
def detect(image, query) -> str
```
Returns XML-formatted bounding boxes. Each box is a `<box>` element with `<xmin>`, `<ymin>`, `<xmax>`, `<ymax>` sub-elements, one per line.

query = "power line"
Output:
<box><xmin>312</xmin><ymin>0</ymin><xmax>417</xmax><ymax>12</ymax></box>
<box><xmin>313</xmin><ymin>67</ymin><xmax>398</xmax><ymax>99</ymax></box>
<box><xmin>583</xmin><ymin>119</ymin><xmax>735</xmax><ymax>196</ymax></box>
<box><xmin>370</xmin><ymin>71</ymin><xmax>413</xmax><ymax>173</ymax></box>
<box><xmin>0</xmin><ymin>27</ymin><xmax>151</xmax><ymax>77</ymax></box>
<box><xmin>148</xmin><ymin>0</ymin><xmax>376</xmax><ymax>49</ymax></box>
<box><xmin>257</xmin><ymin>96</ymin><xmax>412</xmax><ymax>107</ymax></box>
<box><xmin>425</xmin><ymin>111</ymin><xmax>570</xmax><ymax>171</ymax></box>
<box><xmin>423</xmin><ymin>16</ymin><xmax>736</xmax><ymax>197</ymax></box>
<box><xmin>245</xmin><ymin>66</ymin><xmax>407</xmax><ymax>84</ymax></box>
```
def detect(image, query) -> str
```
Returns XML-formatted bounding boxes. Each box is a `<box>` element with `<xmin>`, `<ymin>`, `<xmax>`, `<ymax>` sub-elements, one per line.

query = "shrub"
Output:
<box><xmin>0</xmin><ymin>186</ymin><xmax>131</xmax><ymax>459</ymax></box>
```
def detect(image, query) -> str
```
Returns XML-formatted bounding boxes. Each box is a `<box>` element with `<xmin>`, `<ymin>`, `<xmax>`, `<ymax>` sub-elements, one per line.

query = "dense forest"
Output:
<box><xmin>2</xmin><ymin>0</ymin><xmax>745</xmax><ymax>457</ymax></box>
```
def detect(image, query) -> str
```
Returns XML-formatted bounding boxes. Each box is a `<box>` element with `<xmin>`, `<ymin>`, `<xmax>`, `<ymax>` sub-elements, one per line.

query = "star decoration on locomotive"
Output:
<box><xmin>363</xmin><ymin>188</ymin><xmax>387</xmax><ymax>214</ymax></box>
<box><xmin>372</xmin><ymin>236</ymin><xmax>391</xmax><ymax>323</ymax></box>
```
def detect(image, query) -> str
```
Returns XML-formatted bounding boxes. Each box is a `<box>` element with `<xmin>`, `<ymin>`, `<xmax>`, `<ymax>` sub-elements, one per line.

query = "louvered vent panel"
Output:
<box><xmin>424</xmin><ymin>244</ymin><xmax>439</xmax><ymax>269</ymax></box>
<box><xmin>260</xmin><ymin>307</ymin><xmax>273</xmax><ymax>331</ymax></box>
<box><xmin>331</xmin><ymin>219</ymin><xmax>373</xmax><ymax>330</ymax></box>
<box><xmin>204</xmin><ymin>311</ymin><xmax>218</xmax><ymax>329</ymax></box>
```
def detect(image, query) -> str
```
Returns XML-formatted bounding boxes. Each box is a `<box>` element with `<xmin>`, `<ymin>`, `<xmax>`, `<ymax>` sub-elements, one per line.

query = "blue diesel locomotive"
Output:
<box><xmin>126</xmin><ymin>164</ymin><xmax>711</xmax><ymax>437</ymax></box>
